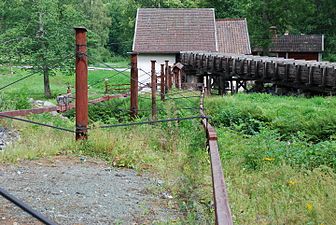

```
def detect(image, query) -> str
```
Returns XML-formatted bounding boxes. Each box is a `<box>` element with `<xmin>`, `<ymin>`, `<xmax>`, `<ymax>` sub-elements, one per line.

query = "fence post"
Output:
<box><xmin>168</xmin><ymin>66</ymin><xmax>173</xmax><ymax>89</ymax></box>
<box><xmin>130</xmin><ymin>53</ymin><xmax>138</xmax><ymax>118</ymax></box>
<box><xmin>160</xmin><ymin>64</ymin><xmax>165</xmax><ymax>101</ymax></box>
<box><xmin>151</xmin><ymin>60</ymin><xmax>157</xmax><ymax>120</ymax></box>
<box><xmin>206</xmin><ymin>75</ymin><xmax>211</xmax><ymax>95</ymax></box>
<box><xmin>178</xmin><ymin>67</ymin><xmax>182</xmax><ymax>89</ymax></box>
<box><xmin>75</xmin><ymin>27</ymin><xmax>88</xmax><ymax>141</ymax></box>
<box><xmin>165</xmin><ymin>60</ymin><xmax>169</xmax><ymax>93</ymax></box>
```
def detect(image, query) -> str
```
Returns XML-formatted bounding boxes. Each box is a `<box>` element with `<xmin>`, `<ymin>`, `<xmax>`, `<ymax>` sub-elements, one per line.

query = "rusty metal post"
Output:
<box><xmin>173</xmin><ymin>67</ymin><xmax>177</xmax><ymax>89</ymax></box>
<box><xmin>165</xmin><ymin>60</ymin><xmax>169</xmax><ymax>93</ymax></box>
<box><xmin>178</xmin><ymin>68</ymin><xmax>182</xmax><ymax>89</ymax></box>
<box><xmin>151</xmin><ymin>60</ymin><xmax>157</xmax><ymax>120</ymax></box>
<box><xmin>174</xmin><ymin>67</ymin><xmax>181</xmax><ymax>89</ymax></box>
<box><xmin>75</xmin><ymin>27</ymin><xmax>88</xmax><ymax>140</ymax></box>
<box><xmin>160</xmin><ymin>64</ymin><xmax>165</xmax><ymax>101</ymax></box>
<box><xmin>168</xmin><ymin>66</ymin><xmax>173</xmax><ymax>89</ymax></box>
<box><xmin>130</xmin><ymin>53</ymin><xmax>138</xmax><ymax>118</ymax></box>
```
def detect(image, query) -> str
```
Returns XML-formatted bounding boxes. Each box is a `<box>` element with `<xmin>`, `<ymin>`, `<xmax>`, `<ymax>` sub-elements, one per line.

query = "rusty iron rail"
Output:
<box><xmin>200</xmin><ymin>87</ymin><xmax>233</xmax><ymax>225</ymax></box>
<box><xmin>0</xmin><ymin>94</ymin><xmax>129</xmax><ymax>116</ymax></box>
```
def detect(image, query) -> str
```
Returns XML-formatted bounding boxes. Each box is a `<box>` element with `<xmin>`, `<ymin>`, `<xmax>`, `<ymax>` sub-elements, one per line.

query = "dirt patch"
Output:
<box><xmin>0</xmin><ymin>156</ymin><xmax>179</xmax><ymax>225</ymax></box>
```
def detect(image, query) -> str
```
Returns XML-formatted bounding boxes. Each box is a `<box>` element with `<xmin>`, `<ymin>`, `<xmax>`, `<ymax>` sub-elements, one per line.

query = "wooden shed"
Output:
<box><xmin>269</xmin><ymin>34</ymin><xmax>324</xmax><ymax>61</ymax></box>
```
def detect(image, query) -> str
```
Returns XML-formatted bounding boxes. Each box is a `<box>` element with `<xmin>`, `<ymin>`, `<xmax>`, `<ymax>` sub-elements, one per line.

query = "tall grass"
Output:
<box><xmin>205</xmin><ymin>93</ymin><xmax>336</xmax><ymax>224</ymax></box>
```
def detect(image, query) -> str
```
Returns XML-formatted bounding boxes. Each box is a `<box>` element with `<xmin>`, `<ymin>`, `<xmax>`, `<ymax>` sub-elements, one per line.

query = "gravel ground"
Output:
<box><xmin>0</xmin><ymin>127</ymin><xmax>20</xmax><ymax>151</ymax></box>
<box><xmin>0</xmin><ymin>156</ymin><xmax>178</xmax><ymax>225</ymax></box>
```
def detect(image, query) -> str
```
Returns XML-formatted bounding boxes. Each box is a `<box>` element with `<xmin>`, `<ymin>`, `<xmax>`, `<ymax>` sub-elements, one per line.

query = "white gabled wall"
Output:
<box><xmin>138</xmin><ymin>54</ymin><xmax>176</xmax><ymax>88</ymax></box>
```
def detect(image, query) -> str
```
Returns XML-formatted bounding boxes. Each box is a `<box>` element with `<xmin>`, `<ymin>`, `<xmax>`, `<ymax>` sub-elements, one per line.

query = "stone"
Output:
<box><xmin>43</xmin><ymin>101</ymin><xmax>55</xmax><ymax>107</ymax></box>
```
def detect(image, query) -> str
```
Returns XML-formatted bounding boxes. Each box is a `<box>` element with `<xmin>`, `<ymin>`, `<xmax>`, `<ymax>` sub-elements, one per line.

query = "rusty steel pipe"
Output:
<box><xmin>168</xmin><ymin>66</ymin><xmax>173</xmax><ymax>89</ymax></box>
<box><xmin>165</xmin><ymin>60</ymin><xmax>169</xmax><ymax>93</ymax></box>
<box><xmin>151</xmin><ymin>60</ymin><xmax>157</xmax><ymax>120</ymax></box>
<box><xmin>75</xmin><ymin>27</ymin><xmax>88</xmax><ymax>140</ymax></box>
<box><xmin>130</xmin><ymin>53</ymin><xmax>138</xmax><ymax>118</ymax></box>
<box><xmin>160</xmin><ymin>64</ymin><xmax>165</xmax><ymax>101</ymax></box>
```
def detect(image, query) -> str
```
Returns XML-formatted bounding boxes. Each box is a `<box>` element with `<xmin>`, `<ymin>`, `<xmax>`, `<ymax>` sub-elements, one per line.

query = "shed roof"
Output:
<box><xmin>133</xmin><ymin>8</ymin><xmax>218</xmax><ymax>53</ymax></box>
<box><xmin>216</xmin><ymin>19</ymin><xmax>251</xmax><ymax>54</ymax></box>
<box><xmin>270</xmin><ymin>34</ymin><xmax>324</xmax><ymax>53</ymax></box>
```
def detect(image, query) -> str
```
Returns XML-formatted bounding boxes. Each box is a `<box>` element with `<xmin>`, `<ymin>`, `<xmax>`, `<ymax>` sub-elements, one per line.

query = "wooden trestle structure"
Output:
<box><xmin>180</xmin><ymin>52</ymin><xmax>336</xmax><ymax>95</ymax></box>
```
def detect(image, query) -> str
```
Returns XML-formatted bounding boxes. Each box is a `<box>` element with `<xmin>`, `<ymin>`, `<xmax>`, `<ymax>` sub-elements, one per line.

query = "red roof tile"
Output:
<box><xmin>133</xmin><ymin>8</ymin><xmax>218</xmax><ymax>53</ymax></box>
<box><xmin>216</xmin><ymin>19</ymin><xmax>251</xmax><ymax>54</ymax></box>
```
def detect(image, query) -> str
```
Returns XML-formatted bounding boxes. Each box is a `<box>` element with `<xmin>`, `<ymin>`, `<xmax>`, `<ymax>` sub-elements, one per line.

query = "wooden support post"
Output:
<box><xmin>75</xmin><ymin>27</ymin><xmax>88</xmax><ymax>141</ymax></box>
<box><xmin>219</xmin><ymin>75</ymin><xmax>224</xmax><ymax>95</ymax></box>
<box><xmin>160</xmin><ymin>64</ymin><xmax>165</xmax><ymax>101</ymax></box>
<box><xmin>151</xmin><ymin>60</ymin><xmax>157</xmax><ymax>120</ymax></box>
<box><xmin>130</xmin><ymin>53</ymin><xmax>138</xmax><ymax>118</ymax></box>
<box><xmin>235</xmin><ymin>80</ymin><xmax>239</xmax><ymax>93</ymax></box>
<box><xmin>230</xmin><ymin>80</ymin><xmax>234</xmax><ymax>93</ymax></box>
<box><xmin>206</xmin><ymin>75</ymin><xmax>211</xmax><ymax>95</ymax></box>
<box><xmin>165</xmin><ymin>60</ymin><xmax>169</xmax><ymax>93</ymax></box>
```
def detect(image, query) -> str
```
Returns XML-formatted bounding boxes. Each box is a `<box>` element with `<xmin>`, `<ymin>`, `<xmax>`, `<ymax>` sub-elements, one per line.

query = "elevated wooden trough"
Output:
<box><xmin>180</xmin><ymin>52</ymin><xmax>336</xmax><ymax>94</ymax></box>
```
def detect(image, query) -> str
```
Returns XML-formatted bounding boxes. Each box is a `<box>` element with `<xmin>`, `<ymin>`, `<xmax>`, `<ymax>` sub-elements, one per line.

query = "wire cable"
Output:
<box><xmin>98</xmin><ymin>115</ymin><xmax>208</xmax><ymax>129</ymax></box>
<box><xmin>0</xmin><ymin>187</ymin><xmax>58</xmax><ymax>225</ymax></box>
<box><xmin>0</xmin><ymin>114</ymin><xmax>75</xmax><ymax>133</ymax></box>
<box><xmin>0</xmin><ymin>72</ymin><xmax>38</xmax><ymax>91</ymax></box>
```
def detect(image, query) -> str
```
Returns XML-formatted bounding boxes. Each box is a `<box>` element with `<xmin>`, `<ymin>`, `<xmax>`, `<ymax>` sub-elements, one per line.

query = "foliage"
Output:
<box><xmin>206</xmin><ymin>93</ymin><xmax>336</xmax><ymax>142</ymax></box>
<box><xmin>0</xmin><ymin>0</ymin><xmax>111</xmax><ymax>97</ymax></box>
<box><xmin>205</xmin><ymin>93</ymin><xmax>336</xmax><ymax>224</ymax></box>
<box><xmin>1</xmin><ymin>87</ymin><xmax>336</xmax><ymax>223</ymax></box>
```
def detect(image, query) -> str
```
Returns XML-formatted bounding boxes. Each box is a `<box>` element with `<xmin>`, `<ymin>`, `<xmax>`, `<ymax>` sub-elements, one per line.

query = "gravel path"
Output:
<box><xmin>0</xmin><ymin>156</ymin><xmax>178</xmax><ymax>225</ymax></box>
<box><xmin>0</xmin><ymin>127</ymin><xmax>19</xmax><ymax>151</ymax></box>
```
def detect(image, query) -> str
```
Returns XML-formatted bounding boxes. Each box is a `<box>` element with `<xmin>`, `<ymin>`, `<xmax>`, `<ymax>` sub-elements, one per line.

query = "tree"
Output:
<box><xmin>80</xmin><ymin>0</ymin><xmax>112</xmax><ymax>62</ymax></box>
<box><xmin>0</xmin><ymin>0</ymin><xmax>112</xmax><ymax>98</ymax></box>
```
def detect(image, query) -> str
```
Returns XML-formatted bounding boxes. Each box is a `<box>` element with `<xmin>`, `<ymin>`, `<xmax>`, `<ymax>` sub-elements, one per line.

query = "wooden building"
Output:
<box><xmin>132</xmin><ymin>8</ymin><xmax>251</xmax><ymax>86</ymax></box>
<box><xmin>269</xmin><ymin>34</ymin><xmax>324</xmax><ymax>61</ymax></box>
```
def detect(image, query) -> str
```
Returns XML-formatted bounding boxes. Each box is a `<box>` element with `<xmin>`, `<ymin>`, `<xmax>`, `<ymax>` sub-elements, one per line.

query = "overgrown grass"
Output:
<box><xmin>90</xmin><ymin>55</ymin><xmax>129</xmax><ymax>68</ymax></box>
<box><xmin>5</xmin><ymin>73</ymin><xmax>335</xmax><ymax>224</ymax></box>
<box><xmin>205</xmin><ymin>93</ymin><xmax>336</xmax><ymax>224</ymax></box>
<box><xmin>0</xmin><ymin>67</ymin><xmax>129</xmax><ymax>104</ymax></box>
<box><xmin>0</xmin><ymin>89</ymin><xmax>213</xmax><ymax>224</ymax></box>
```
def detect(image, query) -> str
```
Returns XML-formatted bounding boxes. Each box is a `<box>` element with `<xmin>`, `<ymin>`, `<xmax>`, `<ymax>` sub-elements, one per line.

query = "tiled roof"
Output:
<box><xmin>216</xmin><ymin>19</ymin><xmax>251</xmax><ymax>54</ymax></box>
<box><xmin>133</xmin><ymin>8</ymin><xmax>217</xmax><ymax>53</ymax></box>
<box><xmin>270</xmin><ymin>34</ymin><xmax>324</xmax><ymax>53</ymax></box>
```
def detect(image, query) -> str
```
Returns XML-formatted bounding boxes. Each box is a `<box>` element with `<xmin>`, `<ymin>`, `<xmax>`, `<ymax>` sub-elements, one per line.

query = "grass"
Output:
<box><xmin>2</xmin><ymin>67</ymin><xmax>336</xmax><ymax>224</ymax></box>
<box><xmin>0</xmin><ymin>115</ymin><xmax>213</xmax><ymax>224</ymax></box>
<box><xmin>90</xmin><ymin>55</ymin><xmax>129</xmax><ymax>68</ymax></box>
<box><xmin>0</xmin><ymin>67</ymin><xmax>130</xmax><ymax>108</ymax></box>
<box><xmin>205</xmin><ymin>93</ymin><xmax>336</xmax><ymax>224</ymax></box>
<box><xmin>0</xmin><ymin>78</ymin><xmax>212</xmax><ymax>224</ymax></box>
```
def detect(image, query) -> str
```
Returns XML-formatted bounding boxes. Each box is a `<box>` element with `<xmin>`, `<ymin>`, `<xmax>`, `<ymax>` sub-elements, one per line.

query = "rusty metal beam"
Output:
<box><xmin>130</xmin><ymin>53</ymin><xmax>139</xmax><ymax>118</ymax></box>
<box><xmin>151</xmin><ymin>60</ymin><xmax>157</xmax><ymax>120</ymax></box>
<box><xmin>160</xmin><ymin>64</ymin><xmax>165</xmax><ymax>101</ymax></box>
<box><xmin>200</xmin><ymin>88</ymin><xmax>233</xmax><ymax>225</ymax></box>
<box><xmin>168</xmin><ymin>65</ymin><xmax>173</xmax><ymax>89</ymax></box>
<box><xmin>0</xmin><ymin>107</ymin><xmax>58</xmax><ymax>117</ymax></box>
<box><xmin>75</xmin><ymin>27</ymin><xmax>88</xmax><ymax>140</ymax></box>
<box><xmin>165</xmin><ymin>60</ymin><xmax>169</xmax><ymax>93</ymax></box>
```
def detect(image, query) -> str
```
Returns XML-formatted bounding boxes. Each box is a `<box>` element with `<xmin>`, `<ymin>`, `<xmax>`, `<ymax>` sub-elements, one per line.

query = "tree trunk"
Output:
<box><xmin>43</xmin><ymin>66</ymin><xmax>52</xmax><ymax>98</ymax></box>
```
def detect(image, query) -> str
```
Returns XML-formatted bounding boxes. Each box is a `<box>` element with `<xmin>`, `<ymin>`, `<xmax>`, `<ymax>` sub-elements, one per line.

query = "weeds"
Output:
<box><xmin>205</xmin><ymin>93</ymin><xmax>336</xmax><ymax>224</ymax></box>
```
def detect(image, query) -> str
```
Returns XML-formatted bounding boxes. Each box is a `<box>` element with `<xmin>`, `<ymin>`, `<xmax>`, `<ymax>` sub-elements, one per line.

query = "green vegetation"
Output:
<box><xmin>0</xmin><ymin>68</ymin><xmax>129</xmax><ymax>107</ymax></box>
<box><xmin>206</xmin><ymin>94</ymin><xmax>336</xmax><ymax>224</ymax></box>
<box><xmin>1</xmin><ymin>66</ymin><xmax>336</xmax><ymax>224</ymax></box>
<box><xmin>0</xmin><ymin>84</ymin><xmax>213</xmax><ymax>224</ymax></box>
<box><xmin>1</xmin><ymin>0</ymin><xmax>335</xmax><ymax>98</ymax></box>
